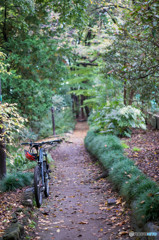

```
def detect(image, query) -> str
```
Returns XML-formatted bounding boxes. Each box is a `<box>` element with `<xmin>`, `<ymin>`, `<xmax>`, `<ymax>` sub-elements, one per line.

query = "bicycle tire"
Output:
<box><xmin>34</xmin><ymin>165</ymin><xmax>43</xmax><ymax>208</ymax></box>
<box><xmin>44</xmin><ymin>163</ymin><xmax>49</xmax><ymax>197</ymax></box>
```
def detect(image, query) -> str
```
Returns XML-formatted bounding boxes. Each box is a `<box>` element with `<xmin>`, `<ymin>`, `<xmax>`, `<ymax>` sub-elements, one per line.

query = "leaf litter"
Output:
<box><xmin>123</xmin><ymin>125</ymin><xmax>159</xmax><ymax>183</ymax></box>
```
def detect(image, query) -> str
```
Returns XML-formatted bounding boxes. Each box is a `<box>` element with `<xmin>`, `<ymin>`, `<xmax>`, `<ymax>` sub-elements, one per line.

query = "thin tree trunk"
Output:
<box><xmin>124</xmin><ymin>80</ymin><xmax>127</xmax><ymax>105</ymax></box>
<box><xmin>0</xmin><ymin>118</ymin><xmax>6</xmax><ymax>179</ymax></box>
<box><xmin>75</xmin><ymin>96</ymin><xmax>79</xmax><ymax>119</ymax></box>
<box><xmin>83</xmin><ymin>96</ymin><xmax>90</xmax><ymax>118</ymax></box>
<box><xmin>80</xmin><ymin>95</ymin><xmax>85</xmax><ymax>119</ymax></box>
<box><xmin>128</xmin><ymin>89</ymin><xmax>135</xmax><ymax>105</ymax></box>
<box><xmin>0</xmin><ymin>78</ymin><xmax>6</xmax><ymax>179</ymax></box>
<box><xmin>51</xmin><ymin>107</ymin><xmax>56</xmax><ymax>136</ymax></box>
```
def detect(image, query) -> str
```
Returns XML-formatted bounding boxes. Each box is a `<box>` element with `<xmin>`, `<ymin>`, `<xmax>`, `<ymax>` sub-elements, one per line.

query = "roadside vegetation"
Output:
<box><xmin>85</xmin><ymin>131</ymin><xmax>159</xmax><ymax>225</ymax></box>
<box><xmin>0</xmin><ymin>0</ymin><xmax>158</xmax><ymax>230</ymax></box>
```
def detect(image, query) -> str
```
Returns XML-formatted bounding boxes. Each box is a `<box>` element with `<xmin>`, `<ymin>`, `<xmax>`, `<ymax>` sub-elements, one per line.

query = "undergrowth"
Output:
<box><xmin>85</xmin><ymin>130</ymin><xmax>159</xmax><ymax>225</ymax></box>
<box><xmin>0</xmin><ymin>172</ymin><xmax>33</xmax><ymax>192</ymax></box>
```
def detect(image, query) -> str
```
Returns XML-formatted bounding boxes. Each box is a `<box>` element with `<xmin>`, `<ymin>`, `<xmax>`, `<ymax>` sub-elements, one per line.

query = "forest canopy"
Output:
<box><xmin>0</xmin><ymin>0</ymin><xmax>158</xmax><ymax>178</ymax></box>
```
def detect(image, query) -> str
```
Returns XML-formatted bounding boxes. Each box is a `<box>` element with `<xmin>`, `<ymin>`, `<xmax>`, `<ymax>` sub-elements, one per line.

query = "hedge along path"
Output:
<box><xmin>34</xmin><ymin>122</ymin><xmax>131</xmax><ymax>240</ymax></box>
<box><xmin>84</xmin><ymin>130</ymin><xmax>159</xmax><ymax>227</ymax></box>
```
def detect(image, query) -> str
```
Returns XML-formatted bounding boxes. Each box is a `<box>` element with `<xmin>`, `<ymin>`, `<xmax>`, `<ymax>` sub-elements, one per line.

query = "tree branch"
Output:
<box><xmin>77</xmin><ymin>62</ymin><xmax>98</xmax><ymax>67</ymax></box>
<box><xmin>91</xmin><ymin>4</ymin><xmax>130</xmax><ymax>13</ymax></box>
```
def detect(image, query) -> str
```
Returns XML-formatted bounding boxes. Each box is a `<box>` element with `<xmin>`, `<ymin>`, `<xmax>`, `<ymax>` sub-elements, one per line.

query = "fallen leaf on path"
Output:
<box><xmin>119</xmin><ymin>231</ymin><xmax>128</xmax><ymax>236</ymax></box>
<box><xmin>79</xmin><ymin>221</ymin><xmax>88</xmax><ymax>224</ymax></box>
<box><xmin>53</xmin><ymin>220</ymin><xmax>64</xmax><ymax>224</ymax></box>
<box><xmin>116</xmin><ymin>198</ymin><xmax>122</xmax><ymax>205</ymax></box>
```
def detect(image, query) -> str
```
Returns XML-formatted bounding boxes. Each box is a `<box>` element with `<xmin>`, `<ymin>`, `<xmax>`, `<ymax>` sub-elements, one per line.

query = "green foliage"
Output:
<box><xmin>120</xmin><ymin>174</ymin><xmax>147</xmax><ymax>202</ymax></box>
<box><xmin>0</xmin><ymin>0</ymin><xmax>70</xmax><ymax>127</ymax></box>
<box><xmin>0</xmin><ymin>103</ymin><xmax>26</xmax><ymax>145</ymax></box>
<box><xmin>100</xmin><ymin>151</ymin><xmax>127</xmax><ymax>170</ymax></box>
<box><xmin>51</xmin><ymin>94</ymin><xmax>75</xmax><ymax>135</ymax></box>
<box><xmin>85</xmin><ymin>130</ymin><xmax>159</xmax><ymax>223</ymax></box>
<box><xmin>7</xmin><ymin>152</ymin><xmax>36</xmax><ymax>172</ymax></box>
<box><xmin>0</xmin><ymin>172</ymin><xmax>33</xmax><ymax>192</ymax></box>
<box><xmin>121</xmin><ymin>141</ymin><xmax>129</xmax><ymax>149</ymax></box>
<box><xmin>29</xmin><ymin>95</ymin><xmax>76</xmax><ymax>138</ymax></box>
<box><xmin>109</xmin><ymin>159</ymin><xmax>141</xmax><ymax>189</ymax></box>
<box><xmin>132</xmin><ymin>147</ymin><xmax>141</xmax><ymax>152</ymax></box>
<box><xmin>14</xmin><ymin>127</ymin><xmax>38</xmax><ymax>142</ymax></box>
<box><xmin>54</xmin><ymin>108</ymin><xmax>75</xmax><ymax>134</ymax></box>
<box><xmin>89</xmin><ymin>105</ymin><xmax>146</xmax><ymax>137</ymax></box>
<box><xmin>85</xmin><ymin>133</ymin><xmax>123</xmax><ymax>158</ymax></box>
<box><xmin>28</xmin><ymin>220</ymin><xmax>36</xmax><ymax>229</ymax></box>
<box><xmin>133</xmin><ymin>189</ymin><xmax>159</xmax><ymax>224</ymax></box>
<box><xmin>102</xmin><ymin>0</ymin><xmax>159</xmax><ymax>107</ymax></box>
<box><xmin>51</xmin><ymin>0</ymin><xmax>89</xmax><ymax>27</ymax></box>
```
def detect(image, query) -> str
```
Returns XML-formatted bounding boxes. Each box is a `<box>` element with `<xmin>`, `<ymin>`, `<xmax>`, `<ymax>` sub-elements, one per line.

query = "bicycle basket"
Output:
<box><xmin>24</xmin><ymin>150</ymin><xmax>37</xmax><ymax>161</ymax></box>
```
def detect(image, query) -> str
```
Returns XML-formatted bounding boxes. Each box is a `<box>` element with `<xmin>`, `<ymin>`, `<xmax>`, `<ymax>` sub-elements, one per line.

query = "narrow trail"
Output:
<box><xmin>34</xmin><ymin>122</ymin><xmax>131</xmax><ymax>240</ymax></box>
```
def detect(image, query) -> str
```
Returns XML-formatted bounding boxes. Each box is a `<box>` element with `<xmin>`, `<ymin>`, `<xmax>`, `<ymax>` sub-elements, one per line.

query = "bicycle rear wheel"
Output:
<box><xmin>34</xmin><ymin>165</ymin><xmax>43</xmax><ymax>208</ymax></box>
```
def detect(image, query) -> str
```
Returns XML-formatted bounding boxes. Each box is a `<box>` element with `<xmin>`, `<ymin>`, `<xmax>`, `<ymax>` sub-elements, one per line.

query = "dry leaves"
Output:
<box><xmin>123</xmin><ymin>126</ymin><xmax>159</xmax><ymax>183</ymax></box>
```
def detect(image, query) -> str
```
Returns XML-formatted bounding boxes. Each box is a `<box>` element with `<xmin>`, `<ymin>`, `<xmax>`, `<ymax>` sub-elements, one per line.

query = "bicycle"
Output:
<box><xmin>21</xmin><ymin>140</ymin><xmax>62</xmax><ymax>208</ymax></box>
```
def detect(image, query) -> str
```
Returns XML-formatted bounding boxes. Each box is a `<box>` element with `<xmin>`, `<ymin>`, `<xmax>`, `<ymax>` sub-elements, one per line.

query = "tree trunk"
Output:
<box><xmin>75</xmin><ymin>96</ymin><xmax>79</xmax><ymax>119</ymax></box>
<box><xmin>128</xmin><ymin>89</ymin><xmax>135</xmax><ymax>105</ymax></box>
<box><xmin>124</xmin><ymin>80</ymin><xmax>127</xmax><ymax>105</ymax></box>
<box><xmin>83</xmin><ymin>96</ymin><xmax>90</xmax><ymax>118</ymax></box>
<box><xmin>80</xmin><ymin>95</ymin><xmax>85</xmax><ymax>119</ymax></box>
<box><xmin>85</xmin><ymin>105</ymin><xmax>90</xmax><ymax>118</ymax></box>
<box><xmin>51</xmin><ymin>107</ymin><xmax>56</xmax><ymax>136</ymax></box>
<box><xmin>0</xmin><ymin>119</ymin><xmax>6</xmax><ymax>180</ymax></box>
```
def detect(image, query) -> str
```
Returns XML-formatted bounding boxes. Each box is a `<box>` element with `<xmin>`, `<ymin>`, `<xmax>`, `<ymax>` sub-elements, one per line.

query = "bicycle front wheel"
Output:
<box><xmin>34</xmin><ymin>165</ymin><xmax>43</xmax><ymax>208</ymax></box>
<box><xmin>44</xmin><ymin>163</ymin><xmax>50</xmax><ymax>197</ymax></box>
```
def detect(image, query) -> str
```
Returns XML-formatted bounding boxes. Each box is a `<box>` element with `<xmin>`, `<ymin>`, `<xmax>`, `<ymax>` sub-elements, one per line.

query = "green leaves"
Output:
<box><xmin>0</xmin><ymin>103</ymin><xmax>26</xmax><ymax>144</ymax></box>
<box><xmin>88</xmin><ymin>105</ymin><xmax>146</xmax><ymax>137</ymax></box>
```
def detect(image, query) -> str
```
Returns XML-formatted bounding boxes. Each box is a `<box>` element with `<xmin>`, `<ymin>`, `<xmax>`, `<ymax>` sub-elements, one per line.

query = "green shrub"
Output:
<box><xmin>99</xmin><ymin>150</ymin><xmax>126</xmax><ymax>169</ymax></box>
<box><xmin>54</xmin><ymin>108</ymin><xmax>75</xmax><ymax>134</ymax></box>
<box><xmin>109</xmin><ymin>159</ymin><xmax>141</xmax><ymax>189</ymax></box>
<box><xmin>0</xmin><ymin>172</ymin><xmax>33</xmax><ymax>192</ymax></box>
<box><xmin>7</xmin><ymin>152</ymin><xmax>37</xmax><ymax>172</ymax></box>
<box><xmin>85</xmin><ymin>129</ymin><xmax>159</xmax><ymax>224</ymax></box>
<box><xmin>16</xmin><ymin>172</ymin><xmax>33</xmax><ymax>186</ymax></box>
<box><xmin>85</xmin><ymin>133</ymin><xmax>123</xmax><ymax>157</ymax></box>
<box><xmin>132</xmin><ymin>188</ymin><xmax>159</xmax><ymax>223</ymax></box>
<box><xmin>88</xmin><ymin>105</ymin><xmax>146</xmax><ymax>137</ymax></box>
<box><xmin>13</xmin><ymin>127</ymin><xmax>38</xmax><ymax>142</ymax></box>
<box><xmin>120</xmin><ymin>174</ymin><xmax>147</xmax><ymax>201</ymax></box>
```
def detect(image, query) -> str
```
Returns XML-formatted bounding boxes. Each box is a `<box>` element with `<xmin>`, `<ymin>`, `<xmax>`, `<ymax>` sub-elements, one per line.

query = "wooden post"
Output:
<box><xmin>0</xmin><ymin>77</ymin><xmax>6</xmax><ymax>179</ymax></box>
<box><xmin>51</xmin><ymin>107</ymin><xmax>56</xmax><ymax>136</ymax></box>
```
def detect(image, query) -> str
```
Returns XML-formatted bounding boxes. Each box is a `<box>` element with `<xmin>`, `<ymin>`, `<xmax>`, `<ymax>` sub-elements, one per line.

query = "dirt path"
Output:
<box><xmin>34</xmin><ymin>122</ymin><xmax>131</xmax><ymax>240</ymax></box>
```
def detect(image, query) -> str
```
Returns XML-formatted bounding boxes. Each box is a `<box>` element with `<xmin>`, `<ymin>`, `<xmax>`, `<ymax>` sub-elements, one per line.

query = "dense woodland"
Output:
<box><xmin>0</xmin><ymin>0</ymin><xmax>159</xmax><ymax>179</ymax></box>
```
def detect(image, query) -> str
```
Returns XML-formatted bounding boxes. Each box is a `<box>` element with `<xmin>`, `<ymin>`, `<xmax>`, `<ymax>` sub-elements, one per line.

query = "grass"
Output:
<box><xmin>109</xmin><ymin>159</ymin><xmax>141</xmax><ymax>189</ymax></box>
<box><xmin>85</xmin><ymin>130</ymin><xmax>159</xmax><ymax>225</ymax></box>
<box><xmin>0</xmin><ymin>172</ymin><xmax>33</xmax><ymax>192</ymax></box>
<box><xmin>133</xmin><ymin>189</ymin><xmax>159</xmax><ymax>224</ymax></box>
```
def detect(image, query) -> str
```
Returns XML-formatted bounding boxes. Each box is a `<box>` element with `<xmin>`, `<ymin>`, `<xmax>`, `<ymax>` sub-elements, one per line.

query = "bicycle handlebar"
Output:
<box><xmin>21</xmin><ymin>139</ymin><xmax>62</xmax><ymax>147</ymax></box>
